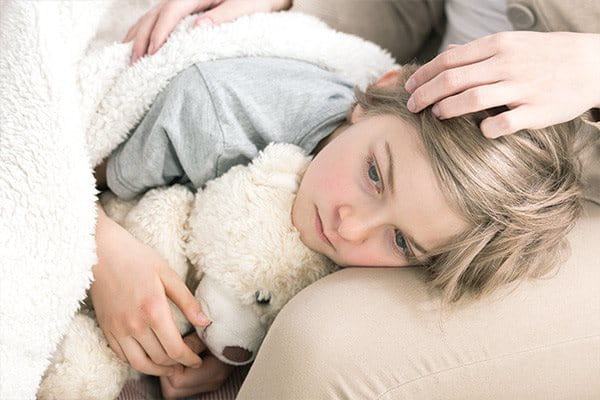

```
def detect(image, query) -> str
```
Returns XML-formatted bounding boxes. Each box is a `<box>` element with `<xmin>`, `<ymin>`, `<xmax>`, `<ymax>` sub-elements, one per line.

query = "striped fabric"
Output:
<box><xmin>117</xmin><ymin>364</ymin><xmax>252</xmax><ymax>400</ymax></box>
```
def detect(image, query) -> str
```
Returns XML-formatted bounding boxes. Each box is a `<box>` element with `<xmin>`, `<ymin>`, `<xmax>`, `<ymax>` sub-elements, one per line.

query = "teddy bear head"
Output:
<box><xmin>185</xmin><ymin>143</ymin><xmax>338</xmax><ymax>365</ymax></box>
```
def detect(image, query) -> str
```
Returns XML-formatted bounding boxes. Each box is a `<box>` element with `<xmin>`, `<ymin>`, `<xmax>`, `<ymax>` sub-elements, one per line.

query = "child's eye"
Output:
<box><xmin>364</xmin><ymin>154</ymin><xmax>382</xmax><ymax>192</ymax></box>
<box><xmin>368</xmin><ymin>161</ymin><xmax>380</xmax><ymax>183</ymax></box>
<box><xmin>394</xmin><ymin>230</ymin><xmax>409</xmax><ymax>254</ymax></box>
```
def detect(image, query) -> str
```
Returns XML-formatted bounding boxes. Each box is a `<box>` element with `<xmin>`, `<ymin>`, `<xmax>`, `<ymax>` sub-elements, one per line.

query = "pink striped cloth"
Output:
<box><xmin>117</xmin><ymin>364</ymin><xmax>252</xmax><ymax>400</ymax></box>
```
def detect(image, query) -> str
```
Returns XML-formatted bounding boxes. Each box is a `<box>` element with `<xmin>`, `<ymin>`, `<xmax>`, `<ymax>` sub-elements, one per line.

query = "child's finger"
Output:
<box><xmin>160</xmin><ymin>266</ymin><xmax>211</xmax><ymax>327</ymax></box>
<box><xmin>148</xmin><ymin>297</ymin><xmax>203</xmax><ymax>368</ymax></box>
<box><xmin>106</xmin><ymin>331</ymin><xmax>128</xmax><ymax>363</ymax></box>
<box><xmin>183</xmin><ymin>331</ymin><xmax>207</xmax><ymax>355</ymax></box>
<box><xmin>120</xmin><ymin>336</ymin><xmax>180</xmax><ymax>376</ymax></box>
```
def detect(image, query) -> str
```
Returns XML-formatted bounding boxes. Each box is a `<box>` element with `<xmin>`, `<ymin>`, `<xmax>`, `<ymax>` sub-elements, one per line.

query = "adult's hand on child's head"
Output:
<box><xmin>404</xmin><ymin>31</ymin><xmax>600</xmax><ymax>138</ymax></box>
<box><xmin>123</xmin><ymin>0</ymin><xmax>292</xmax><ymax>65</ymax></box>
<box><xmin>91</xmin><ymin>204</ymin><xmax>211</xmax><ymax>377</ymax></box>
<box><xmin>160</xmin><ymin>331</ymin><xmax>235</xmax><ymax>399</ymax></box>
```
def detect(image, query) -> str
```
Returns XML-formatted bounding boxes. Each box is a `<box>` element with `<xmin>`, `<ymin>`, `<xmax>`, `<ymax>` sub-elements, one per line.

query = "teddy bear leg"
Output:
<box><xmin>37</xmin><ymin>312</ymin><xmax>130</xmax><ymax>400</ymax></box>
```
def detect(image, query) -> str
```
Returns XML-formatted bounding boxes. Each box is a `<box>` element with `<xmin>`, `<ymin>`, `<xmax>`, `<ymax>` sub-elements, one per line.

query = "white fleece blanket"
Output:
<box><xmin>0</xmin><ymin>1</ymin><xmax>397</xmax><ymax>398</ymax></box>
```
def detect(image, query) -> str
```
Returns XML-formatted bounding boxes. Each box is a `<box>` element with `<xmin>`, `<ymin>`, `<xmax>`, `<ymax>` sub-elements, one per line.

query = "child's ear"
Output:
<box><xmin>350</xmin><ymin>69</ymin><xmax>403</xmax><ymax>124</ymax></box>
<box><xmin>373</xmin><ymin>69</ymin><xmax>403</xmax><ymax>89</ymax></box>
<box><xmin>349</xmin><ymin>104</ymin><xmax>365</xmax><ymax>124</ymax></box>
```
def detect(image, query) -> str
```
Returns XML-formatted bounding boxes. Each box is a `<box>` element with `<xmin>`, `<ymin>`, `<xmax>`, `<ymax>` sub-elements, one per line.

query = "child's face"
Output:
<box><xmin>291</xmin><ymin>110</ymin><xmax>469</xmax><ymax>268</ymax></box>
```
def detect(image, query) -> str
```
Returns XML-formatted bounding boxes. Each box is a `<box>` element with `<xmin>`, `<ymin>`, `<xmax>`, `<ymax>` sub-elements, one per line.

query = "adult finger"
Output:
<box><xmin>120</xmin><ymin>335</ymin><xmax>179</xmax><ymax>376</ymax></box>
<box><xmin>431</xmin><ymin>82</ymin><xmax>516</xmax><ymax>120</ymax></box>
<box><xmin>123</xmin><ymin>19</ymin><xmax>140</xmax><ymax>43</ymax></box>
<box><xmin>131</xmin><ymin>9</ymin><xmax>160</xmax><ymax>64</ymax></box>
<box><xmin>407</xmin><ymin>57</ymin><xmax>500</xmax><ymax>113</ymax></box>
<box><xmin>161</xmin><ymin>266</ymin><xmax>211</xmax><ymax>327</ymax></box>
<box><xmin>148</xmin><ymin>0</ymin><xmax>211</xmax><ymax>55</ymax></box>
<box><xmin>136</xmin><ymin>329</ymin><xmax>179</xmax><ymax>366</ymax></box>
<box><xmin>195</xmin><ymin>0</ymin><xmax>271</xmax><ymax>26</ymax></box>
<box><xmin>405</xmin><ymin>34</ymin><xmax>500</xmax><ymax>94</ymax></box>
<box><xmin>479</xmin><ymin>105</ymin><xmax>534</xmax><ymax>138</ymax></box>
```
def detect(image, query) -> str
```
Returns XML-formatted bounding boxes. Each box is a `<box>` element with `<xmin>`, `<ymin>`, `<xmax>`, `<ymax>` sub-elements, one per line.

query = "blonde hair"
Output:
<box><xmin>355</xmin><ymin>64</ymin><xmax>583</xmax><ymax>303</ymax></box>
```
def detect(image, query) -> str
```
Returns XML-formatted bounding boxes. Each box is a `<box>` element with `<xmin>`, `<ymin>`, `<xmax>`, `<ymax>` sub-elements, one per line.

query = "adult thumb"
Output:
<box><xmin>160</xmin><ymin>267</ymin><xmax>211</xmax><ymax>327</ymax></box>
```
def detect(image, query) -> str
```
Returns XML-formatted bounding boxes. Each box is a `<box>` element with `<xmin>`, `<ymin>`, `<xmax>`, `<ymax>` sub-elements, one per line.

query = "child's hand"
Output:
<box><xmin>124</xmin><ymin>0</ymin><xmax>292</xmax><ymax>65</ymax></box>
<box><xmin>159</xmin><ymin>332</ymin><xmax>235</xmax><ymax>399</ymax></box>
<box><xmin>90</xmin><ymin>204</ymin><xmax>211</xmax><ymax>376</ymax></box>
<box><xmin>405</xmin><ymin>31</ymin><xmax>600</xmax><ymax>138</ymax></box>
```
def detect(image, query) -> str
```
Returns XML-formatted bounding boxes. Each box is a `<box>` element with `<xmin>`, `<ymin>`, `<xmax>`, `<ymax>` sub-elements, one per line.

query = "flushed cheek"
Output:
<box><xmin>317</xmin><ymin>163</ymin><xmax>354</xmax><ymax>199</ymax></box>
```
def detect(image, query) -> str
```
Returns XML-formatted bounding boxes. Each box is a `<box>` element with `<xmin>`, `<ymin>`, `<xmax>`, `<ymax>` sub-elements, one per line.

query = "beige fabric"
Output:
<box><xmin>237</xmin><ymin>200</ymin><xmax>600</xmax><ymax>400</ymax></box>
<box><xmin>291</xmin><ymin>0</ymin><xmax>446</xmax><ymax>64</ymax></box>
<box><xmin>506</xmin><ymin>0</ymin><xmax>600</xmax><ymax>32</ymax></box>
<box><xmin>577</xmin><ymin>110</ymin><xmax>600</xmax><ymax>204</ymax></box>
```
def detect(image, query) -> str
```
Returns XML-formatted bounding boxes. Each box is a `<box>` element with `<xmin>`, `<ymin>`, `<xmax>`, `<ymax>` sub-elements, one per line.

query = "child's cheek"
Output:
<box><xmin>318</xmin><ymin>161</ymin><xmax>351</xmax><ymax>198</ymax></box>
<box><xmin>340</xmin><ymin>246</ymin><xmax>389</xmax><ymax>267</ymax></box>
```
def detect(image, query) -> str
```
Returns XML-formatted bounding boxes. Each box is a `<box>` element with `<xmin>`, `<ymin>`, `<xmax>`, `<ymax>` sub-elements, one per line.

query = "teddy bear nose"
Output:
<box><xmin>222</xmin><ymin>346</ymin><xmax>253</xmax><ymax>363</ymax></box>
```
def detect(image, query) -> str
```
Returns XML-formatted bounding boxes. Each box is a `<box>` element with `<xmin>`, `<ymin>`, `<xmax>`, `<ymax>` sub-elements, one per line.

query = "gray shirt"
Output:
<box><xmin>106</xmin><ymin>57</ymin><xmax>355</xmax><ymax>200</ymax></box>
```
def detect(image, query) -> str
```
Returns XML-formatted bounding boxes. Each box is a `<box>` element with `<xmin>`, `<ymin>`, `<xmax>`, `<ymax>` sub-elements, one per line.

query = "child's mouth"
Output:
<box><xmin>315</xmin><ymin>205</ymin><xmax>333</xmax><ymax>249</ymax></box>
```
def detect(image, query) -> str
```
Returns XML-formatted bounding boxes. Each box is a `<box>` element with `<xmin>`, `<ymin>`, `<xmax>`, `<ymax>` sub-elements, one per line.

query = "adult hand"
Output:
<box><xmin>124</xmin><ymin>0</ymin><xmax>292</xmax><ymax>64</ymax></box>
<box><xmin>405</xmin><ymin>31</ymin><xmax>600</xmax><ymax>138</ymax></box>
<box><xmin>160</xmin><ymin>331</ymin><xmax>235</xmax><ymax>399</ymax></box>
<box><xmin>90</xmin><ymin>204</ymin><xmax>211</xmax><ymax>376</ymax></box>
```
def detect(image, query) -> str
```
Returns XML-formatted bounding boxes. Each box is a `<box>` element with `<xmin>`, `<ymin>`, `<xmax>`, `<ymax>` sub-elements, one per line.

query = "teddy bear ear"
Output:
<box><xmin>249</xmin><ymin>143</ymin><xmax>312</xmax><ymax>190</ymax></box>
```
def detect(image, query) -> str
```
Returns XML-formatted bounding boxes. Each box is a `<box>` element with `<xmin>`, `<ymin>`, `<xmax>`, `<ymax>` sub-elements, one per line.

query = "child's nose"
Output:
<box><xmin>336</xmin><ymin>205</ymin><xmax>376</xmax><ymax>244</ymax></box>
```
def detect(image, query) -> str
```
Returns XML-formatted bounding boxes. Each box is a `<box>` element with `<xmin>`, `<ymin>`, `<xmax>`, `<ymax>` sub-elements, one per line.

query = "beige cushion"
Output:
<box><xmin>236</xmin><ymin>201</ymin><xmax>600</xmax><ymax>399</ymax></box>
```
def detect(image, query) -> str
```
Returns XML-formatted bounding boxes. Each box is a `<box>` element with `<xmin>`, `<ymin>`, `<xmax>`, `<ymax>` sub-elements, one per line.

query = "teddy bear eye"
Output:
<box><xmin>255</xmin><ymin>290</ymin><xmax>271</xmax><ymax>305</ymax></box>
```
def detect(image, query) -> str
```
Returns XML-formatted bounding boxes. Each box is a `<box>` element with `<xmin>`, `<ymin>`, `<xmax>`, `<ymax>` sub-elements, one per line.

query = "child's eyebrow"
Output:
<box><xmin>384</xmin><ymin>140</ymin><xmax>428</xmax><ymax>255</ymax></box>
<box><xmin>384</xmin><ymin>141</ymin><xmax>396</xmax><ymax>196</ymax></box>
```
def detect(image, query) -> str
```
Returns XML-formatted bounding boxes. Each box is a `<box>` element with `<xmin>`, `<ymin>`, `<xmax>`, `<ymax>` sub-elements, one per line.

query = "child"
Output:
<box><xmin>92</xmin><ymin>59</ymin><xmax>582</xmax><ymax>383</ymax></box>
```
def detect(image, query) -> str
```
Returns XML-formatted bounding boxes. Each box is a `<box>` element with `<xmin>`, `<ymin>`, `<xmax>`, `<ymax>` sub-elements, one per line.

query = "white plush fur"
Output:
<box><xmin>0</xmin><ymin>1</ymin><xmax>396</xmax><ymax>398</ymax></box>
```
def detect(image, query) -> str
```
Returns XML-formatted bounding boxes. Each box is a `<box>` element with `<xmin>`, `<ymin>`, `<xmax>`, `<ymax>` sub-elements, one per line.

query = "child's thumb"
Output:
<box><xmin>160</xmin><ymin>267</ymin><xmax>211</xmax><ymax>327</ymax></box>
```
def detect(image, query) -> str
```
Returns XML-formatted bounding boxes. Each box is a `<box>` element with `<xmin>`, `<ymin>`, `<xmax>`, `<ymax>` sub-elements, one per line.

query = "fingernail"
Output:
<box><xmin>197</xmin><ymin>312</ymin><xmax>210</xmax><ymax>326</ymax></box>
<box><xmin>432</xmin><ymin>104</ymin><xmax>440</xmax><ymax>118</ymax></box>
<box><xmin>405</xmin><ymin>77</ymin><xmax>416</xmax><ymax>93</ymax></box>
<box><xmin>192</xmin><ymin>361</ymin><xmax>202</xmax><ymax>368</ymax></box>
<box><xmin>407</xmin><ymin>97</ymin><xmax>416</xmax><ymax>112</ymax></box>
<box><xmin>148</xmin><ymin>41</ymin><xmax>156</xmax><ymax>54</ymax></box>
<box><xmin>130</xmin><ymin>53</ymin><xmax>137</xmax><ymax>65</ymax></box>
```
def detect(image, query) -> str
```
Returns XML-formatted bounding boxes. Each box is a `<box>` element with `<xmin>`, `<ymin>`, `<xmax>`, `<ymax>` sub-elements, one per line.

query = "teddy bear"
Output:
<box><xmin>37</xmin><ymin>143</ymin><xmax>338</xmax><ymax>400</ymax></box>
